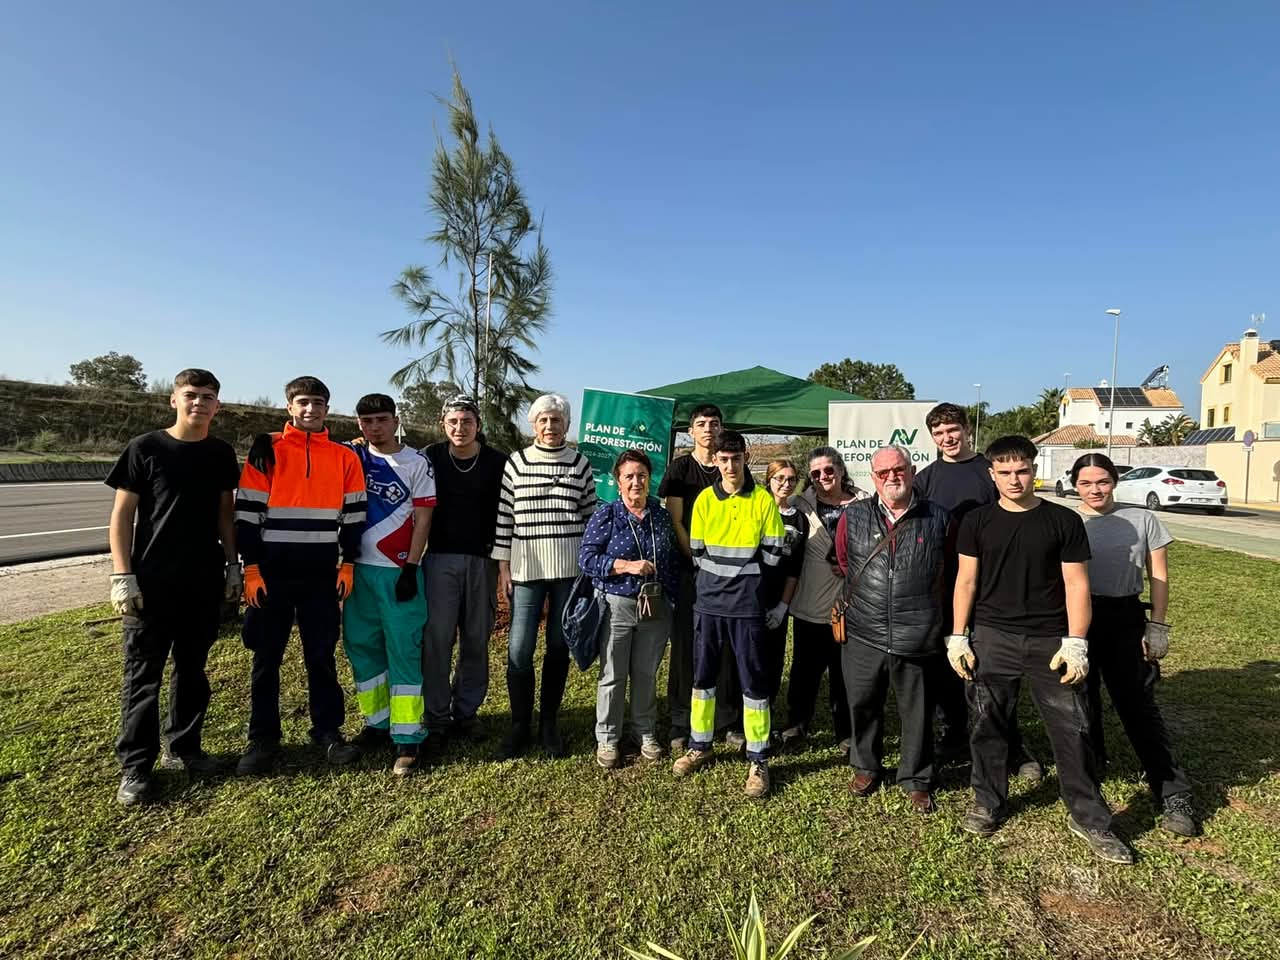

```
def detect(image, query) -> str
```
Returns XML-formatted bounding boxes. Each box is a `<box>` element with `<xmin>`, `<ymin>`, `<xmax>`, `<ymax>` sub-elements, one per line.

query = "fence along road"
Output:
<box><xmin>0</xmin><ymin>482</ymin><xmax>114</xmax><ymax>565</ymax></box>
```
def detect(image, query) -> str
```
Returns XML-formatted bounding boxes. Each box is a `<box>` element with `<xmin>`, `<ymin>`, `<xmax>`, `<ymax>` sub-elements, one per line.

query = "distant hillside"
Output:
<box><xmin>0</xmin><ymin>380</ymin><xmax>443</xmax><ymax>453</ymax></box>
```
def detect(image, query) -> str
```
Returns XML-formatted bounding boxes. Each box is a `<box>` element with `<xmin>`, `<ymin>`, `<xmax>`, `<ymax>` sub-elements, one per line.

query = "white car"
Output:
<box><xmin>1113</xmin><ymin>466</ymin><xmax>1228</xmax><ymax>514</ymax></box>
<box><xmin>1055</xmin><ymin>463</ymin><xmax>1134</xmax><ymax>498</ymax></box>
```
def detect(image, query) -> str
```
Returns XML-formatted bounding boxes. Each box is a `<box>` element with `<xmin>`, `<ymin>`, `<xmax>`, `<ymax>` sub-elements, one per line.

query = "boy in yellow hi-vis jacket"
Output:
<box><xmin>672</xmin><ymin>430</ymin><xmax>785</xmax><ymax>798</ymax></box>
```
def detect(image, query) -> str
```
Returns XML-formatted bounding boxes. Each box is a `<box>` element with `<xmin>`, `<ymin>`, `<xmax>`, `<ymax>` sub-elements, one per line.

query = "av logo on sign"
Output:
<box><xmin>889</xmin><ymin>428</ymin><xmax>918</xmax><ymax>445</ymax></box>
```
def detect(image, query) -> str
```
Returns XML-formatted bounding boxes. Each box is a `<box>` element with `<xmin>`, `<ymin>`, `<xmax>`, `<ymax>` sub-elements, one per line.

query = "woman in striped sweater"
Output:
<box><xmin>494</xmin><ymin>393</ymin><xmax>598</xmax><ymax>759</ymax></box>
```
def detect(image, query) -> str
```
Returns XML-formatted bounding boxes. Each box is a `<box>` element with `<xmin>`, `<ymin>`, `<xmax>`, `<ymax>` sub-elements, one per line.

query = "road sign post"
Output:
<box><xmin>1242</xmin><ymin>430</ymin><xmax>1256</xmax><ymax>503</ymax></box>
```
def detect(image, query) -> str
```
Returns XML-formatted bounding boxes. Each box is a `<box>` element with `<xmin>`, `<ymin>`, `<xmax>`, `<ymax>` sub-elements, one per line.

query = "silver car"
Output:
<box><xmin>1113</xmin><ymin>466</ymin><xmax>1229</xmax><ymax>515</ymax></box>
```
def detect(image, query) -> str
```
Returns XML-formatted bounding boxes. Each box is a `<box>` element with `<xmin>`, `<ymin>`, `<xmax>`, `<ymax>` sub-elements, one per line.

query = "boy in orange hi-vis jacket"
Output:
<box><xmin>233</xmin><ymin>376</ymin><xmax>367</xmax><ymax>775</ymax></box>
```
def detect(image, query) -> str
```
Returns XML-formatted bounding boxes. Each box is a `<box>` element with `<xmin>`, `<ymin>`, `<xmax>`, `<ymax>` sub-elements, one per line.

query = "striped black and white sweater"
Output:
<box><xmin>492</xmin><ymin>444</ymin><xmax>598</xmax><ymax>582</ymax></box>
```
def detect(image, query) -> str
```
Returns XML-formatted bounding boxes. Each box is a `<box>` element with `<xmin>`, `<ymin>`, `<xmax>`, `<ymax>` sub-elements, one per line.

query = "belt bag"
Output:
<box><xmin>831</xmin><ymin>526</ymin><xmax>898</xmax><ymax>644</ymax></box>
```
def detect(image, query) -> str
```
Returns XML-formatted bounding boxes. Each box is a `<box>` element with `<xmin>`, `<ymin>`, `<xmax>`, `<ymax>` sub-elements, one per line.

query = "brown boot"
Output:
<box><xmin>744</xmin><ymin>762</ymin><xmax>771</xmax><ymax>799</ymax></box>
<box><xmin>672</xmin><ymin>748</ymin><xmax>714</xmax><ymax>778</ymax></box>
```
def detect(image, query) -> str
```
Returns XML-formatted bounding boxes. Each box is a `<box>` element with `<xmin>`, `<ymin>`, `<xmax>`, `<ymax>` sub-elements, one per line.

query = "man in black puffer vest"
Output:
<box><xmin>834</xmin><ymin>445</ymin><xmax>951</xmax><ymax>814</ymax></box>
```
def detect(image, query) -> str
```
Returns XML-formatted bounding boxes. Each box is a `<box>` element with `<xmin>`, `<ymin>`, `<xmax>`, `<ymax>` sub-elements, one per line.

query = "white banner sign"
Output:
<box><xmin>828</xmin><ymin>401</ymin><xmax>938</xmax><ymax>489</ymax></box>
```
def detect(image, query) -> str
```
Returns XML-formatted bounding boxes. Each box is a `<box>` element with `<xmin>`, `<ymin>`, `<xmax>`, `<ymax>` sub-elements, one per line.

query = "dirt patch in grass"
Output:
<box><xmin>335</xmin><ymin>865</ymin><xmax>404</xmax><ymax>915</ymax></box>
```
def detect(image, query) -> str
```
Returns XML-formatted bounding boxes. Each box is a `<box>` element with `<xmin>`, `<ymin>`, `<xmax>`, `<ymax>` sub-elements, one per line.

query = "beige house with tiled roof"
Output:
<box><xmin>1200</xmin><ymin>328</ymin><xmax>1280</xmax><ymax>437</ymax></box>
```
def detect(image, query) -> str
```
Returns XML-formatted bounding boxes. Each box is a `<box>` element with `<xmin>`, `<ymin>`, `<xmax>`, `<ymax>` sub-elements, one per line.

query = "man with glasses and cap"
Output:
<box><xmin>420</xmin><ymin>395</ymin><xmax>509</xmax><ymax>743</ymax></box>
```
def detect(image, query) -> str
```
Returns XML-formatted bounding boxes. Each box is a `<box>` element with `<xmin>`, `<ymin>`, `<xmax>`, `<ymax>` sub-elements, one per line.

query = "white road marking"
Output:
<box><xmin>0</xmin><ymin>525</ymin><xmax>110</xmax><ymax>541</ymax></box>
<box><xmin>0</xmin><ymin>481</ymin><xmax>107</xmax><ymax>490</ymax></box>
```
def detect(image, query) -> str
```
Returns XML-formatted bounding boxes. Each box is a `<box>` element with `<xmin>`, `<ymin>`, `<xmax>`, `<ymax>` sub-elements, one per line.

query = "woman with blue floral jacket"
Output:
<box><xmin>578</xmin><ymin>449</ymin><xmax>680</xmax><ymax>769</ymax></box>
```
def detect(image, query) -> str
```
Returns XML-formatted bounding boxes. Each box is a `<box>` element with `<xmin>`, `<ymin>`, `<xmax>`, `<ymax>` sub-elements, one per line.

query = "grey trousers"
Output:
<box><xmin>423</xmin><ymin>552</ymin><xmax>497</xmax><ymax>731</ymax></box>
<box><xmin>597</xmin><ymin>592</ymin><xmax>671</xmax><ymax>747</ymax></box>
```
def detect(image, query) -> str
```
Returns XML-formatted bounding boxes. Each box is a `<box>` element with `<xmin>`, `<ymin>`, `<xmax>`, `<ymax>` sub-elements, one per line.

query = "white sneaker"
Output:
<box><xmin>596</xmin><ymin>743</ymin><xmax>620</xmax><ymax>769</ymax></box>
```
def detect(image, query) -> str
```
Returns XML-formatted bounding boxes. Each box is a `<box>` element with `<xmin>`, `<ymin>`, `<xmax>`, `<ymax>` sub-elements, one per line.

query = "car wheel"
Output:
<box><xmin>1055</xmin><ymin>482</ymin><xmax>1065</xmax><ymax>497</ymax></box>
<box><xmin>1208</xmin><ymin>506</ymin><xmax>1225</xmax><ymax>516</ymax></box>
<box><xmin>1145</xmin><ymin>492</ymin><xmax>1161</xmax><ymax>511</ymax></box>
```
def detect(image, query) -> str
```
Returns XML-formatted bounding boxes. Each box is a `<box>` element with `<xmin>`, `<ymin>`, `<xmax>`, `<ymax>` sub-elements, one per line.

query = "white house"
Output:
<box><xmin>1038</xmin><ymin>383</ymin><xmax>1184</xmax><ymax>447</ymax></box>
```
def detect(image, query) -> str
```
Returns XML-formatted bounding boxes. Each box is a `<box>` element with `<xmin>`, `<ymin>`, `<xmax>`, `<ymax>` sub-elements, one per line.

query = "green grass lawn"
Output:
<box><xmin>1</xmin><ymin>542</ymin><xmax>1277</xmax><ymax>959</ymax></box>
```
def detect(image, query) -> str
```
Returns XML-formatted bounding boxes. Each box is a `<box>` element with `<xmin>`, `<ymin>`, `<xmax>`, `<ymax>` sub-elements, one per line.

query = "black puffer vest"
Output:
<box><xmin>842</xmin><ymin>497</ymin><xmax>951</xmax><ymax>657</ymax></box>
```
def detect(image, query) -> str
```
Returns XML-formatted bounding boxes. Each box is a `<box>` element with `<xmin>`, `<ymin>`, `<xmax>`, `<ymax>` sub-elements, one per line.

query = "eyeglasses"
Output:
<box><xmin>809</xmin><ymin>466</ymin><xmax>838</xmax><ymax>480</ymax></box>
<box><xmin>872</xmin><ymin>466</ymin><xmax>910</xmax><ymax>480</ymax></box>
<box><xmin>772</xmin><ymin>475</ymin><xmax>798</xmax><ymax>485</ymax></box>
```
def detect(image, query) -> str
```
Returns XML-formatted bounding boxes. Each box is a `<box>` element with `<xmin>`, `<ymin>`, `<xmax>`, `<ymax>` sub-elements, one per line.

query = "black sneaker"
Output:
<box><xmin>352</xmin><ymin>726</ymin><xmax>392</xmax><ymax>750</ymax></box>
<box><xmin>116</xmin><ymin>771</ymin><xmax>153</xmax><ymax>807</ymax></box>
<box><xmin>159</xmin><ymin>749</ymin><xmax>220</xmax><ymax>775</ymax></box>
<box><xmin>314</xmin><ymin>732</ymin><xmax>360</xmax><ymax>766</ymax></box>
<box><xmin>236</xmin><ymin>740</ymin><xmax>280</xmax><ymax>776</ymax></box>
<box><xmin>454</xmin><ymin>717</ymin><xmax>486</xmax><ymax>743</ymax></box>
<box><xmin>962</xmin><ymin>805</ymin><xmax>1005</xmax><ymax>837</ymax></box>
<box><xmin>1160</xmin><ymin>793</ymin><xmax>1199</xmax><ymax>838</ymax></box>
<box><xmin>392</xmin><ymin>744</ymin><xmax>420</xmax><ymax>777</ymax></box>
<box><xmin>1067</xmin><ymin>817</ymin><xmax>1136</xmax><ymax>864</ymax></box>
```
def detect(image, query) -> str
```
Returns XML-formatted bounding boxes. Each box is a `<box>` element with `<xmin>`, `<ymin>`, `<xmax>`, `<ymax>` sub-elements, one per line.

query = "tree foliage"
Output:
<box><xmin>1137</xmin><ymin>413</ymin><xmax>1199</xmax><ymax>447</ymax></box>
<box><xmin>69</xmin><ymin>352</ymin><xmax>146</xmax><ymax>391</ymax></box>
<box><xmin>383</xmin><ymin>67</ymin><xmax>552</xmax><ymax>448</ymax></box>
<box><xmin>808</xmin><ymin>359</ymin><xmax>914</xmax><ymax>400</ymax></box>
<box><xmin>396</xmin><ymin>380</ymin><xmax>460</xmax><ymax>428</ymax></box>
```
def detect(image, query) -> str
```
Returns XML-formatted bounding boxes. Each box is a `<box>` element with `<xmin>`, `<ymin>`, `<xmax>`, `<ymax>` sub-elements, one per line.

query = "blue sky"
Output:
<box><xmin>3</xmin><ymin>2</ymin><xmax>1277</xmax><ymax>429</ymax></box>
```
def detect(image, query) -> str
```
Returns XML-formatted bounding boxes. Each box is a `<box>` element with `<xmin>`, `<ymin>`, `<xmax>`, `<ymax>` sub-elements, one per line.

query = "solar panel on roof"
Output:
<box><xmin>1183</xmin><ymin>427</ymin><xmax>1235</xmax><ymax>445</ymax></box>
<box><xmin>1093</xmin><ymin>387</ymin><xmax>1152</xmax><ymax>408</ymax></box>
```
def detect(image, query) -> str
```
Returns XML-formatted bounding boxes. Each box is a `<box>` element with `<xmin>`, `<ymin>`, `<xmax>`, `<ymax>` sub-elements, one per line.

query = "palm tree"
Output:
<box><xmin>383</xmin><ymin>67</ymin><xmax>552</xmax><ymax>443</ymax></box>
<box><xmin>1035</xmin><ymin>387</ymin><xmax>1064</xmax><ymax>435</ymax></box>
<box><xmin>1136</xmin><ymin>419</ymin><xmax>1159</xmax><ymax>447</ymax></box>
<box><xmin>1160</xmin><ymin>413</ymin><xmax>1197</xmax><ymax>446</ymax></box>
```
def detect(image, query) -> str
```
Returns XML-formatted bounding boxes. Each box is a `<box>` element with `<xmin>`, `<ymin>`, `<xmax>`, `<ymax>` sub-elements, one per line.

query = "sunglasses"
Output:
<box><xmin>772</xmin><ymin>475</ymin><xmax>798</xmax><ymax>485</ymax></box>
<box><xmin>872</xmin><ymin>466</ymin><xmax>910</xmax><ymax>480</ymax></box>
<box><xmin>809</xmin><ymin>466</ymin><xmax>838</xmax><ymax>480</ymax></box>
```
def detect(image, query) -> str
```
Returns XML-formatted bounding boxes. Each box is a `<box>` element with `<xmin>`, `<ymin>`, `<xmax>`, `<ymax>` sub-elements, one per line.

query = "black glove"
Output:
<box><xmin>247</xmin><ymin>433</ymin><xmax>276</xmax><ymax>475</ymax></box>
<box><xmin>395</xmin><ymin>562</ymin><xmax>419</xmax><ymax>602</ymax></box>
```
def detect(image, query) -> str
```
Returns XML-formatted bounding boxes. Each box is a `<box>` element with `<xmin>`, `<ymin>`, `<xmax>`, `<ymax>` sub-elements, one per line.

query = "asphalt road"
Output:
<box><xmin>0</xmin><ymin>481</ymin><xmax>1277</xmax><ymax>566</ymax></box>
<box><xmin>0</xmin><ymin>481</ymin><xmax>114</xmax><ymax>565</ymax></box>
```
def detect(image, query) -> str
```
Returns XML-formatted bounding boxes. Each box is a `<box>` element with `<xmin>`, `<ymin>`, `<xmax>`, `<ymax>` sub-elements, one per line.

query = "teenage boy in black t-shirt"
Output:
<box><xmin>915</xmin><ymin>402</ymin><xmax>1041</xmax><ymax>779</ymax></box>
<box><xmin>105</xmin><ymin>369</ymin><xmax>241</xmax><ymax>806</ymax></box>
<box><xmin>950</xmin><ymin>435</ymin><xmax>1133</xmax><ymax>864</ymax></box>
<box><xmin>659</xmin><ymin>403</ymin><xmax>744</xmax><ymax>751</ymax></box>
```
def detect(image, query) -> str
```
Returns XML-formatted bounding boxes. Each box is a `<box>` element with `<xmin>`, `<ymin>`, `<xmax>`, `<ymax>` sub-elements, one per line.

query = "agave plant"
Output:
<box><xmin>623</xmin><ymin>889</ymin><xmax>877</xmax><ymax>960</ymax></box>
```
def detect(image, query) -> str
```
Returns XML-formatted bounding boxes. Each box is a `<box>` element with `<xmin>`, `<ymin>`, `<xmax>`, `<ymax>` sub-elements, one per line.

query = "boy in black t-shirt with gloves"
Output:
<box><xmin>105</xmin><ymin>369</ymin><xmax>241</xmax><ymax>806</ymax></box>
<box><xmin>950</xmin><ymin>435</ymin><xmax>1133</xmax><ymax>864</ymax></box>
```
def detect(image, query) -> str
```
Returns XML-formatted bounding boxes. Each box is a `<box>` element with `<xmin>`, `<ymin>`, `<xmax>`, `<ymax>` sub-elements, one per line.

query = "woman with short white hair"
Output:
<box><xmin>493</xmin><ymin>393</ymin><xmax>598</xmax><ymax>759</ymax></box>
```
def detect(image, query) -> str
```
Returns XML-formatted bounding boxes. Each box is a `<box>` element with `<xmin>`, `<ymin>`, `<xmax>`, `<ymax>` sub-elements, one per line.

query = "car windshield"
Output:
<box><xmin>1169</xmin><ymin>469</ymin><xmax>1218</xmax><ymax>481</ymax></box>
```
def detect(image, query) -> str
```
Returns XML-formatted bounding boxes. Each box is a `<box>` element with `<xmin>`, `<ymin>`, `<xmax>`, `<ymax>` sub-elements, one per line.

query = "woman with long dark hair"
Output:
<box><xmin>1072</xmin><ymin>452</ymin><xmax>1197</xmax><ymax>837</ymax></box>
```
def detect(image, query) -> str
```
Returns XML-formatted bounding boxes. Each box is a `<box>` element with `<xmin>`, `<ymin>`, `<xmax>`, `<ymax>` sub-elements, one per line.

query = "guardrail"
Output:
<box><xmin>0</xmin><ymin>462</ymin><xmax>113</xmax><ymax>483</ymax></box>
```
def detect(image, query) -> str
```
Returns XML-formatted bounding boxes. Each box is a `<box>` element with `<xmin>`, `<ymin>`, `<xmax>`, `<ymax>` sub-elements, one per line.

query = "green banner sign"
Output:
<box><xmin>579</xmin><ymin>389</ymin><xmax>676</xmax><ymax>502</ymax></box>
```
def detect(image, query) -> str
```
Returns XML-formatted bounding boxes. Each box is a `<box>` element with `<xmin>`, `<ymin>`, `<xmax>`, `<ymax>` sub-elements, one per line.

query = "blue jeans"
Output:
<box><xmin>507</xmin><ymin>578</ymin><xmax>574</xmax><ymax>726</ymax></box>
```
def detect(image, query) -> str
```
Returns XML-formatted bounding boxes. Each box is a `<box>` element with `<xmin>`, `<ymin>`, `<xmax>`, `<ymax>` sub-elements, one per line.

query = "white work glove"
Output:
<box><xmin>224</xmin><ymin>563</ymin><xmax>244</xmax><ymax>603</ymax></box>
<box><xmin>1143</xmin><ymin>621</ymin><xmax>1170</xmax><ymax>661</ymax></box>
<box><xmin>764</xmin><ymin>602</ymin><xmax>788</xmax><ymax>631</ymax></box>
<box><xmin>110</xmin><ymin>574</ymin><xmax>144</xmax><ymax>615</ymax></box>
<box><xmin>945</xmin><ymin>634</ymin><xmax>975</xmax><ymax>680</ymax></box>
<box><xmin>1050</xmin><ymin>636</ymin><xmax>1090</xmax><ymax>685</ymax></box>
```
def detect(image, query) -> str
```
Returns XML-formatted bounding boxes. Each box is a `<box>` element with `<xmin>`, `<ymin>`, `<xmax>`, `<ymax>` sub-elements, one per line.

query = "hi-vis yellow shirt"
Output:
<box><xmin>689</xmin><ymin>474</ymin><xmax>785</xmax><ymax>618</ymax></box>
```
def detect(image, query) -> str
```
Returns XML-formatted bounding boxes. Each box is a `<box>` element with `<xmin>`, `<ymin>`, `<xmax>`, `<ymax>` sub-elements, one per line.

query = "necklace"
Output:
<box><xmin>693</xmin><ymin>455</ymin><xmax>717</xmax><ymax>475</ymax></box>
<box><xmin>448</xmin><ymin>445</ymin><xmax>479</xmax><ymax>474</ymax></box>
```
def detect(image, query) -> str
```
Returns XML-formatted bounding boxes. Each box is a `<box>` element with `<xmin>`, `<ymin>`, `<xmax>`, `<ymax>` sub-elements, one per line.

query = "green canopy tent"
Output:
<box><xmin>639</xmin><ymin>365</ymin><xmax>862</xmax><ymax>435</ymax></box>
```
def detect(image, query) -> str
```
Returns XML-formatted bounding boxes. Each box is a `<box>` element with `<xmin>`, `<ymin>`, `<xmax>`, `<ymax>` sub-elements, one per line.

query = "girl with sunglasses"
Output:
<box><xmin>781</xmin><ymin>446</ymin><xmax>869</xmax><ymax>751</ymax></box>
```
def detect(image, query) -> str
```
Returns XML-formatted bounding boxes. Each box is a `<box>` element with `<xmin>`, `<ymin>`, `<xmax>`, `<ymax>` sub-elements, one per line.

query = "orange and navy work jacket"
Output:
<box><xmin>234</xmin><ymin>423</ymin><xmax>367</xmax><ymax>575</ymax></box>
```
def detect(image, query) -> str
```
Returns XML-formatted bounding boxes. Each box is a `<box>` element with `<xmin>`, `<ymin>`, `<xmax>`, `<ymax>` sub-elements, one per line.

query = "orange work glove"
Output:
<box><xmin>336</xmin><ymin>562</ymin><xmax>355</xmax><ymax>601</ymax></box>
<box><xmin>243</xmin><ymin>564</ymin><xmax>267</xmax><ymax>607</ymax></box>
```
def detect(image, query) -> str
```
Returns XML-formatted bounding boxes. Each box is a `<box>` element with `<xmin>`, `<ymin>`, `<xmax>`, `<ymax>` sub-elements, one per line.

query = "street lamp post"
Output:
<box><xmin>1105</xmin><ymin>309</ymin><xmax>1122</xmax><ymax>456</ymax></box>
<box><xmin>973</xmin><ymin>383</ymin><xmax>982</xmax><ymax>447</ymax></box>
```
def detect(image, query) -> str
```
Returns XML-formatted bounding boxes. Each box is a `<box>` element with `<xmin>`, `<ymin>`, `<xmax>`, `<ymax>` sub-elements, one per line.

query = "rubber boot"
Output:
<box><xmin>499</xmin><ymin>669</ymin><xmax>535</xmax><ymax>760</ymax></box>
<box><xmin>539</xmin><ymin>650</ymin><xmax>570</xmax><ymax>758</ymax></box>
